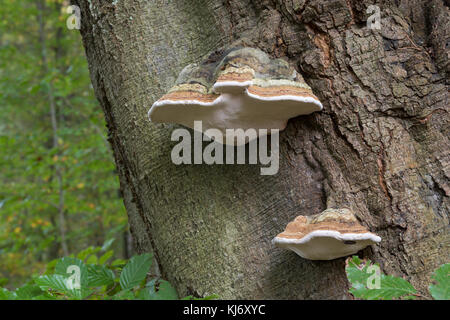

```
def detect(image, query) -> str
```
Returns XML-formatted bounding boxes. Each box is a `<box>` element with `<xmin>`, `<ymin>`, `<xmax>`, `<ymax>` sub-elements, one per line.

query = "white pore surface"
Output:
<box><xmin>272</xmin><ymin>230</ymin><xmax>381</xmax><ymax>260</ymax></box>
<box><xmin>148</xmin><ymin>89</ymin><xmax>323</xmax><ymax>146</ymax></box>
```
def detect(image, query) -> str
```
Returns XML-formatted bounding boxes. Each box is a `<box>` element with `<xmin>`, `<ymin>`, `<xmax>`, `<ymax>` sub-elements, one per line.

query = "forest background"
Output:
<box><xmin>0</xmin><ymin>0</ymin><xmax>131</xmax><ymax>289</ymax></box>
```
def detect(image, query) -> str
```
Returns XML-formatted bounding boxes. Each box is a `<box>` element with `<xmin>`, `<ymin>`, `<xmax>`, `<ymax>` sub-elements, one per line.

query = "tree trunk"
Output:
<box><xmin>74</xmin><ymin>0</ymin><xmax>449</xmax><ymax>299</ymax></box>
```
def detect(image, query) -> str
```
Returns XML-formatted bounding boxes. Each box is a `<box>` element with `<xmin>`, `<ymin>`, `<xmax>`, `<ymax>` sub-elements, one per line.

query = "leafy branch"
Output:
<box><xmin>0</xmin><ymin>247</ymin><xmax>218</xmax><ymax>300</ymax></box>
<box><xmin>345</xmin><ymin>256</ymin><xmax>449</xmax><ymax>300</ymax></box>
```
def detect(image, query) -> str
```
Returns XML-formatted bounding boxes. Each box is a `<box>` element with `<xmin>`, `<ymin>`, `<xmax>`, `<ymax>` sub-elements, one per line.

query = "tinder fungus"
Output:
<box><xmin>148</xmin><ymin>47</ymin><xmax>322</xmax><ymax>145</ymax></box>
<box><xmin>272</xmin><ymin>208</ymin><xmax>381</xmax><ymax>260</ymax></box>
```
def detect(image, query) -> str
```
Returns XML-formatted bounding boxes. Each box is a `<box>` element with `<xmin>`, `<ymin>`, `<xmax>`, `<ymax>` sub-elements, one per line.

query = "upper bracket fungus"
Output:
<box><xmin>272</xmin><ymin>208</ymin><xmax>381</xmax><ymax>260</ymax></box>
<box><xmin>148</xmin><ymin>47</ymin><xmax>323</xmax><ymax>146</ymax></box>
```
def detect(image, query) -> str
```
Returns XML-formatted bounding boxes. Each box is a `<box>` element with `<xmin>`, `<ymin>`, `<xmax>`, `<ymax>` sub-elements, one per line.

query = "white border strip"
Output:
<box><xmin>148</xmin><ymin>87</ymin><xmax>323</xmax><ymax>122</ymax></box>
<box><xmin>148</xmin><ymin>96</ymin><xmax>224</xmax><ymax>121</ymax></box>
<box><xmin>272</xmin><ymin>230</ymin><xmax>381</xmax><ymax>245</ymax></box>
<box><xmin>246</xmin><ymin>90</ymin><xmax>323</xmax><ymax>110</ymax></box>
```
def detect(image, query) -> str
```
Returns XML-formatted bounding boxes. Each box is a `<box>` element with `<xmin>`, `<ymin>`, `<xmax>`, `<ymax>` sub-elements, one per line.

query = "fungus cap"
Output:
<box><xmin>272</xmin><ymin>208</ymin><xmax>381</xmax><ymax>260</ymax></box>
<box><xmin>212</xmin><ymin>65</ymin><xmax>254</xmax><ymax>93</ymax></box>
<box><xmin>148</xmin><ymin>47</ymin><xmax>323</xmax><ymax>146</ymax></box>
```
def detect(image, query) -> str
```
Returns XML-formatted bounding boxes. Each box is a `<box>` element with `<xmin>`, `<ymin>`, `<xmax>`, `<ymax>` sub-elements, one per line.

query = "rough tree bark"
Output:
<box><xmin>74</xmin><ymin>0</ymin><xmax>449</xmax><ymax>299</ymax></box>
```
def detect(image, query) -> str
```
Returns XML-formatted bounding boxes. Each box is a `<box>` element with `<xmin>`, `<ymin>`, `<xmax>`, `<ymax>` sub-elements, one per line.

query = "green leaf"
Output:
<box><xmin>345</xmin><ymin>256</ymin><xmax>417</xmax><ymax>300</ymax></box>
<box><xmin>35</xmin><ymin>275</ymin><xmax>70</xmax><ymax>294</ymax></box>
<box><xmin>0</xmin><ymin>288</ymin><xmax>17</xmax><ymax>300</ymax></box>
<box><xmin>429</xmin><ymin>263</ymin><xmax>450</xmax><ymax>300</ymax></box>
<box><xmin>87</xmin><ymin>264</ymin><xmax>115</xmax><ymax>287</ymax></box>
<box><xmin>346</xmin><ymin>259</ymin><xmax>371</xmax><ymax>284</ymax></box>
<box><xmin>86</xmin><ymin>254</ymin><xmax>98</xmax><ymax>265</ymax></box>
<box><xmin>50</xmin><ymin>257</ymin><xmax>91</xmax><ymax>299</ymax></box>
<box><xmin>35</xmin><ymin>274</ymin><xmax>91</xmax><ymax>300</ymax></box>
<box><xmin>55</xmin><ymin>257</ymin><xmax>89</xmax><ymax>288</ymax></box>
<box><xmin>111</xmin><ymin>289</ymin><xmax>135</xmax><ymax>300</ymax></box>
<box><xmin>15</xmin><ymin>284</ymin><xmax>44</xmax><ymax>300</ymax></box>
<box><xmin>138</xmin><ymin>279</ymin><xmax>178</xmax><ymax>300</ymax></box>
<box><xmin>111</xmin><ymin>259</ymin><xmax>127</xmax><ymax>267</ymax></box>
<box><xmin>119</xmin><ymin>253</ymin><xmax>152</xmax><ymax>290</ymax></box>
<box><xmin>77</xmin><ymin>247</ymin><xmax>101</xmax><ymax>261</ymax></box>
<box><xmin>153</xmin><ymin>280</ymin><xmax>178</xmax><ymax>300</ymax></box>
<box><xmin>366</xmin><ymin>275</ymin><xmax>416</xmax><ymax>300</ymax></box>
<box><xmin>98</xmin><ymin>250</ymin><xmax>114</xmax><ymax>265</ymax></box>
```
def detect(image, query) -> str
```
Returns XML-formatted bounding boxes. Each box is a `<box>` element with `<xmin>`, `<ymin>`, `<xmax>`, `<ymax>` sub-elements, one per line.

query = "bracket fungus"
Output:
<box><xmin>272</xmin><ymin>209</ymin><xmax>381</xmax><ymax>260</ymax></box>
<box><xmin>148</xmin><ymin>47</ymin><xmax>323</xmax><ymax>146</ymax></box>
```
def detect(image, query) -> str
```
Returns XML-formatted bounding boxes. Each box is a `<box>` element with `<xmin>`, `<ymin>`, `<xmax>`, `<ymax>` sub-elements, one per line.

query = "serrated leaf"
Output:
<box><xmin>345</xmin><ymin>256</ymin><xmax>371</xmax><ymax>285</ymax></box>
<box><xmin>87</xmin><ymin>264</ymin><xmax>115</xmax><ymax>287</ymax></box>
<box><xmin>35</xmin><ymin>275</ymin><xmax>70</xmax><ymax>293</ymax></box>
<box><xmin>138</xmin><ymin>279</ymin><xmax>178</xmax><ymax>300</ymax></box>
<box><xmin>0</xmin><ymin>288</ymin><xmax>17</xmax><ymax>300</ymax></box>
<box><xmin>378</xmin><ymin>275</ymin><xmax>416</xmax><ymax>299</ymax></box>
<box><xmin>35</xmin><ymin>275</ymin><xmax>91</xmax><ymax>300</ymax></box>
<box><xmin>357</xmin><ymin>275</ymin><xmax>416</xmax><ymax>300</ymax></box>
<box><xmin>349</xmin><ymin>282</ymin><xmax>368</xmax><ymax>299</ymax></box>
<box><xmin>15</xmin><ymin>284</ymin><xmax>44</xmax><ymax>300</ymax></box>
<box><xmin>345</xmin><ymin>255</ymin><xmax>416</xmax><ymax>300</ymax></box>
<box><xmin>119</xmin><ymin>253</ymin><xmax>152</xmax><ymax>290</ymax></box>
<box><xmin>429</xmin><ymin>263</ymin><xmax>449</xmax><ymax>300</ymax></box>
<box><xmin>55</xmin><ymin>257</ymin><xmax>89</xmax><ymax>288</ymax></box>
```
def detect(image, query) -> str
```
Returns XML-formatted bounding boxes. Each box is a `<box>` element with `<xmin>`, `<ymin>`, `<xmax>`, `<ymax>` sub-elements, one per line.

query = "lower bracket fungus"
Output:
<box><xmin>272</xmin><ymin>208</ymin><xmax>381</xmax><ymax>260</ymax></box>
<box><xmin>148</xmin><ymin>47</ymin><xmax>322</xmax><ymax>146</ymax></box>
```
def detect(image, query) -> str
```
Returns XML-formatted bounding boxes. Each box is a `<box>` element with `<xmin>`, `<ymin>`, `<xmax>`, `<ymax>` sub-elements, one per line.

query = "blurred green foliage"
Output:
<box><xmin>0</xmin><ymin>0</ymin><xmax>129</xmax><ymax>288</ymax></box>
<box><xmin>0</xmin><ymin>246</ymin><xmax>219</xmax><ymax>300</ymax></box>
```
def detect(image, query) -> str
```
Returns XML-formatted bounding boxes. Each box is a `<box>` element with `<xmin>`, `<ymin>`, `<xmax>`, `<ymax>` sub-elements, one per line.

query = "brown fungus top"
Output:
<box><xmin>148</xmin><ymin>47</ymin><xmax>323</xmax><ymax>145</ymax></box>
<box><xmin>273</xmin><ymin>209</ymin><xmax>381</xmax><ymax>260</ymax></box>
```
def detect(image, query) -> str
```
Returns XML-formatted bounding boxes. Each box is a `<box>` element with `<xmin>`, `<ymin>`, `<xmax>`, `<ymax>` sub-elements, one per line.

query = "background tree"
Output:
<box><xmin>73</xmin><ymin>0</ymin><xmax>449</xmax><ymax>299</ymax></box>
<box><xmin>0</xmin><ymin>0</ymin><xmax>130</xmax><ymax>288</ymax></box>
